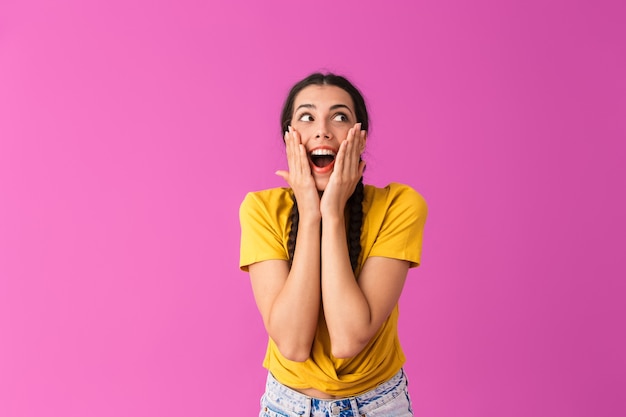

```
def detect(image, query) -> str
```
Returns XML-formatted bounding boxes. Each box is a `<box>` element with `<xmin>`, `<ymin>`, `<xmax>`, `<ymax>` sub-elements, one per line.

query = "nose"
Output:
<box><xmin>315</xmin><ymin>119</ymin><xmax>332</xmax><ymax>140</ymax></box>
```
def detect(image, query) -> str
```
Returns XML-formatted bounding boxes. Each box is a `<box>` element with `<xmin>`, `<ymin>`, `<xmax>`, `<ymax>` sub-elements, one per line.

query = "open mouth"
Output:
<box><xmin>310</xmin><ymin>149</ymin><xmax>336</xmax><ymax>168</ymax></box>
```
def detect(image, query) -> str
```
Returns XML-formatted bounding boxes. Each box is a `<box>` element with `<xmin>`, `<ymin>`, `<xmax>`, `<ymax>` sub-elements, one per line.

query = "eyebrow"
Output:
<box><xmin>295</xmin><ymin>103</ymin><xmax>355</xmax><ymax>116</ymax></box>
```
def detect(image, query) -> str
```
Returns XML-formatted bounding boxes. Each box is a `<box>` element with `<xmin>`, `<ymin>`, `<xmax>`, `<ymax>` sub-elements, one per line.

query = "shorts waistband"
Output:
<box><xmin>263</xmin><ymin>369</ymin><xmax>407</xmax><ymax>416</ymax></box>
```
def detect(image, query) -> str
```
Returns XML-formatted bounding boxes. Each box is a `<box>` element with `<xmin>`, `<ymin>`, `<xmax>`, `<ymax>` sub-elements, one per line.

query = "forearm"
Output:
<box><xmin>321</xmin><ymin>216</ymin><xmax>373</xmax><ymax>358</ymax></box>
<box><xmin>266</xmin><ymin>216</ymin><xmax>321</xmax><ymax>361</ymax></box>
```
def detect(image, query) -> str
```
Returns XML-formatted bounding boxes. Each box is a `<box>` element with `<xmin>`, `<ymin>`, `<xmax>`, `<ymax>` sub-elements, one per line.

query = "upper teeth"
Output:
<box><xmin>310</xmin><ymin>149</ymin><xmax>336</xmax><ymax>156</ymax></box>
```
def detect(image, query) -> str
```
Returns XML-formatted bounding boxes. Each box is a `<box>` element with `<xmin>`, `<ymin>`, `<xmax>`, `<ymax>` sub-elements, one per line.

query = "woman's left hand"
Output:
<box><xmin>320</xmin><ymin>123</ymin><xmax>366</xmax><ymax>219</ymax></box>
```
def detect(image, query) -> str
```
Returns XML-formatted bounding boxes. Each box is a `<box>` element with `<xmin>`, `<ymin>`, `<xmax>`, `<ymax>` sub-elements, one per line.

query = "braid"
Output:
<box><xmin>347</xmin><ymin>178</ymin><xmax>364</xmax><ymax>272</ymax></box>
<box><xmin>287</xmin><ymin>179</ymin><xmax>364</xmax><ymax>273</ymax></box>
<box><xmin>287</xmin><ymin>195</ymin><xmax>299</xmax><ymax>267</ymax></box>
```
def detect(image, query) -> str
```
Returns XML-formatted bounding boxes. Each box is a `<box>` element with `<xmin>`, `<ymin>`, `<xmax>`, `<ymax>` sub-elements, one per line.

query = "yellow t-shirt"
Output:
<box><xmin>239</xmin><ymin>182</ymin><xmax>427</xmax><ymax>396</ymax></box>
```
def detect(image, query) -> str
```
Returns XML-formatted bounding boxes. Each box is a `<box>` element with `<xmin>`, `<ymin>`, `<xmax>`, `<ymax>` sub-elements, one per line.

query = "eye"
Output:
<box><xmin>332</xmin><ymin>113</ymin><xmax>349</xmax><ymax>122</ymax></box>
<box><xmin>298</xmin><ymin>113</ymin><xmax>314</xmax><ymax>122</ymax></box>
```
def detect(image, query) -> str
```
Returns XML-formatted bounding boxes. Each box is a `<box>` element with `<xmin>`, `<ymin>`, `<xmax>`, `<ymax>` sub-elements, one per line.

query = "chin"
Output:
<box><xmin>314</xmin><ymin>179</ymin><xmax>329</xmax><ymax>192</ymax></box>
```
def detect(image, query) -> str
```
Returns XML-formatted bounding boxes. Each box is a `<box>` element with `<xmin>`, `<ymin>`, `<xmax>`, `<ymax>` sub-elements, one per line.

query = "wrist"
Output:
<box><xmin>299</xmin><ymin>210</ymin><xmax>322</xmax><ymax>225</ymax></box>
<box><xmin>320</xmin><ymin>211</ymin><xmax>345</xmax><ymax>225</ymax></box>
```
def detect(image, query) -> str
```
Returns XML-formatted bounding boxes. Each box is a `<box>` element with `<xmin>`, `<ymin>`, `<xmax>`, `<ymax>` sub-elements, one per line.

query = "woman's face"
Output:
<box><xmin>290</xmin><ymin>84</ymin><xmax>361</xmax><ymax>191</ymax></box>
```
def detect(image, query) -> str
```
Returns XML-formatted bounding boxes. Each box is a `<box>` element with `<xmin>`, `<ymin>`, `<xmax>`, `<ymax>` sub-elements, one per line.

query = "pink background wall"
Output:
<box><xmin>1</xmin><ymin>0</ymin><xmax>624</xmax><ymax>416</ymax></box>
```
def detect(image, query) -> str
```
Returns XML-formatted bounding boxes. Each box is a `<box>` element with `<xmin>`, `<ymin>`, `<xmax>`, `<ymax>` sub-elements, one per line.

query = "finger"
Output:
<box><xmin>284</xmin><ymin>129</ymin><xmax>292</xmax><ymax>158</ymax></box>
<box><xmin>287</xmin><ymin>126</ymin><xmax>298</xmax><ymax>173</ymax></box>
<box><xmin>360</xmin><ymin>129</ymin><xmax>367</xmax><ymax>154</ymax></box>
<box><xmin>334</xmin><ymin>128</ymin><xmax>351</xmax><ymax>175</ymax></box>
<box><xmin>352</xmin><ymin>123</ymin><xmax>363</xmax><ymax>160</ymax></box>
<box><xmin>298</xmin><ymin>143</ymin><xmax>309</xmax><ymax>175</ymax></box>
<box><xmin>283</xmin><ymin>131</ymin><xmax>293</xmax><ymax>172</ymax></box>
<box><xmin>344</xmin><ymin>124</ymin><xmax>361</xmax><ymax>176</ymax></box>
<box><xmin>343</xmin><ymin>134</ymin><xmax>355</xmax><ymax>177</ymax></box>
<box><xmin>289</xmin><ymin>127</ymin><xmax>304</xmax><ymax>174</ymax></box>
<box><xmin>293</xmin><ymin>129</ymin><xmax>309</xmax><ymax>174</ymax></box>
<box><xmin>275</xmin><ymin>170</ymin><xmax>289</xmax><ymax>183</ymax></box>
<box><xmin>358</xmin><ymin>160</ymin><xmax>366</xmax><ymax>178</ymax></box>
<box><xmin>291</xmin><ymin>128</ymin><xmax>306</xmax><ymax>174</ymax></box>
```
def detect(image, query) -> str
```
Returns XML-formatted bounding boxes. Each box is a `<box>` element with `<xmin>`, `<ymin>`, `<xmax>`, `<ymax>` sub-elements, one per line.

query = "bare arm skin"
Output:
<box><xmin>321</xmin><ymin>232</ymin><xmax>409</xmax><ymax>358</ymax></box>
<box><xmin>249</xmin><ymin>128</ymin><xmax>322</xmax><ymax>362</ymax></box>
<box><xmin>320</xmin><ymin>124</ymin><xmax>409</xmax><ymax>358</ymax></box>
<box><xmin>248</xmin><ymin>219</ymin><xmax>320</xmax><ymax>362</ymax></box>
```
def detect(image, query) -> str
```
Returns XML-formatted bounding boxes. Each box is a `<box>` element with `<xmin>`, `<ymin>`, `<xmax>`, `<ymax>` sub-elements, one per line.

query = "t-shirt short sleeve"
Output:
<box><xmin>368</xmin><ymin>184</ymin><xmax>428</xmax><ymax>268</ymax></box>
<box><xmin>239</xmin><ymin>190</ymin><xmax>291</xmax><ymax>271</ymax></box>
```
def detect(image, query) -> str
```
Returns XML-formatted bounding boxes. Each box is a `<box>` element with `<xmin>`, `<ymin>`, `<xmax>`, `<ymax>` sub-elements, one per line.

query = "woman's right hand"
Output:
<box><xmin>275</xmin><ymin>127</ymin><xmax>321</xmax><ymax>220</ymax></box>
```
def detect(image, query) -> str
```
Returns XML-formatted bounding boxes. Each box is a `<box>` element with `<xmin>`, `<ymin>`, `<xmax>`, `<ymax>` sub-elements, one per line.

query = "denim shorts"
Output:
<box><xmin>259</xmin><ymin>369</ymin><xmax>413</xmax><ymax>417</ymax></box>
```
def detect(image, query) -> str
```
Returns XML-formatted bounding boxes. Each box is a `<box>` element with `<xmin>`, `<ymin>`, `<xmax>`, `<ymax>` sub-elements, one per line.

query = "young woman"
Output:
<box><xmin>239</xmin><ymin>73</ymin><xmax>427</xmax><ymax>417</ymax></box>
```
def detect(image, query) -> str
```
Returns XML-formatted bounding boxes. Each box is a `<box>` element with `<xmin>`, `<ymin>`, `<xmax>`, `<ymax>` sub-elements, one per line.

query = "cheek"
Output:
<box><xmin>313</xmin><ymin>177</ymin><xmax>329</xmax><ymax>191</ymax></box>
<box><xmin>336</xmin><ymin>127</ymin><xmax>352</xmax><ymax>141</ymax></box>
<box><xmin>292</xmin><ymin>123</ymin><xmax>314</xmax><ymax>141</ymax></box>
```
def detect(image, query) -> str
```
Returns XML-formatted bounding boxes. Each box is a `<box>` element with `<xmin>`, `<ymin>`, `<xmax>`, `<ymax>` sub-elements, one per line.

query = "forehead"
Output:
<box><xmin>293</xmin><ymin>85</ymin><xmax>355</xmax><ymax>110</ymax></box>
